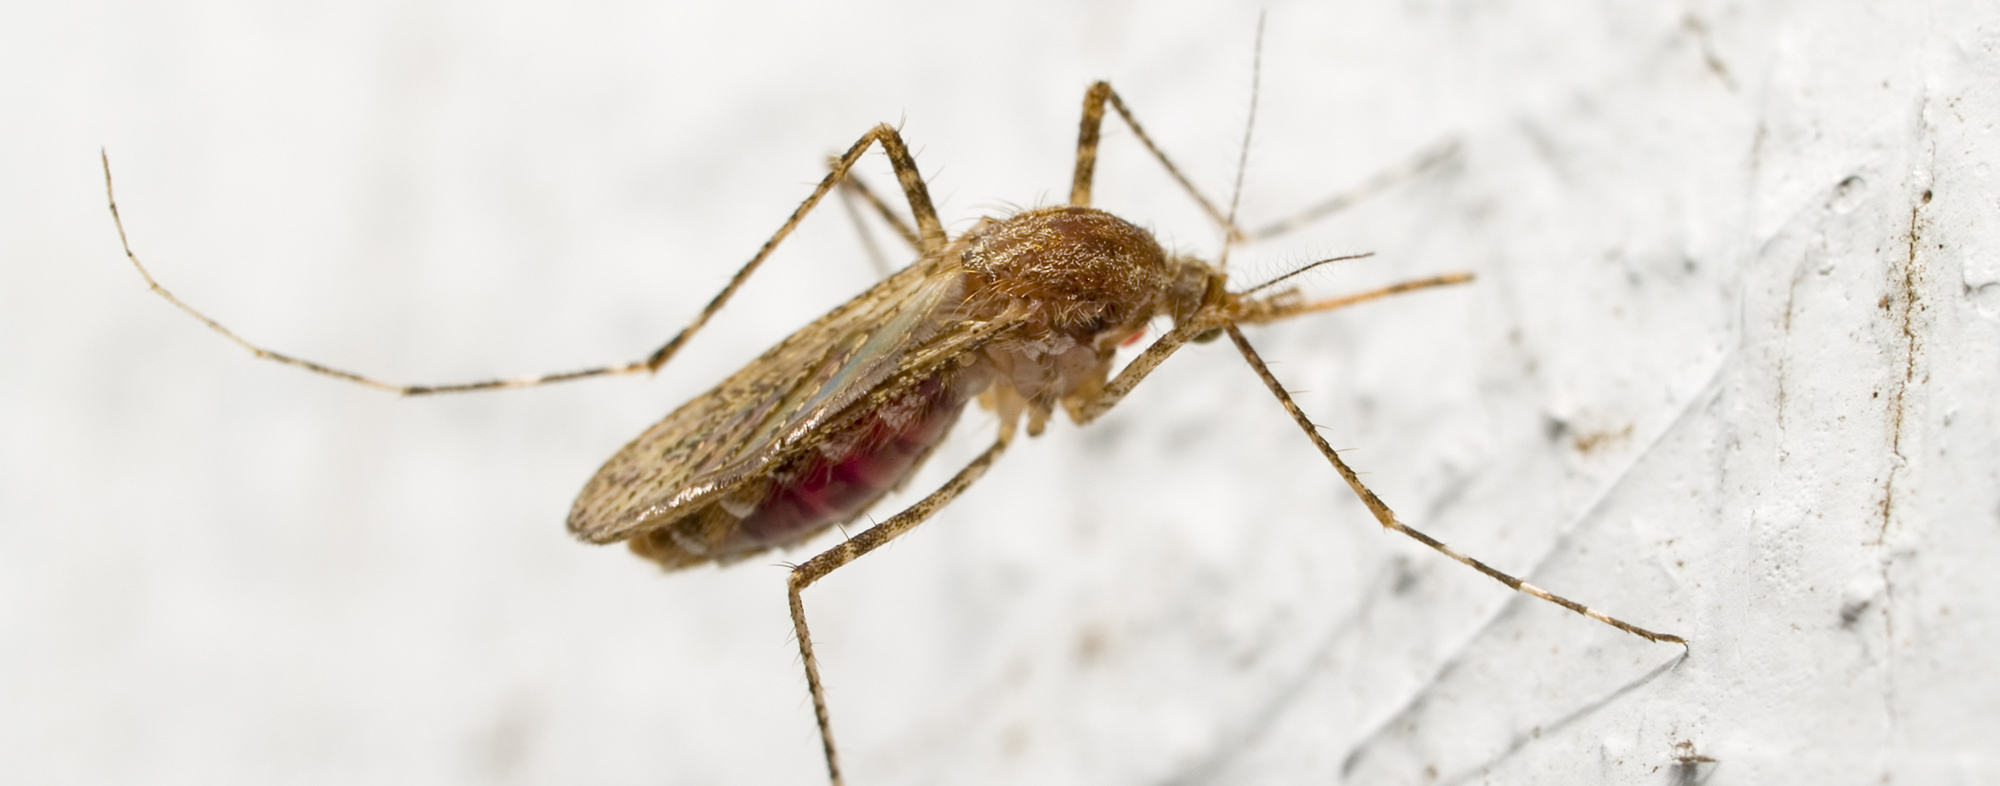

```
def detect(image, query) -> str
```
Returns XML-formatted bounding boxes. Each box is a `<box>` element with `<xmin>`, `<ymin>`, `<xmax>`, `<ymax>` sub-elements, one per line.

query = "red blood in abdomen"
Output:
<box><xmin>731</xmin><ymin>372</ymin><xmax>969</xmax><ymax>550</ymax></box>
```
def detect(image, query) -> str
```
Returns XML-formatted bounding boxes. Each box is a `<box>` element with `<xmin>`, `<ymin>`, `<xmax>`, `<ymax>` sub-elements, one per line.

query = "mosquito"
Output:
<box><xmin>103</xmin><ymin>77</ymin><xmax>1686</xmax><ymax>786</ymax></box>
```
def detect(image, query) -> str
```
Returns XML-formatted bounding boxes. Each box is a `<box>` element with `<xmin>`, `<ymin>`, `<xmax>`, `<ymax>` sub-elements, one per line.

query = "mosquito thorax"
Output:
<box><xmin>957</xmin><ymin>206</ymin><xmax>1169</xmax><ymax>337</ymax></box>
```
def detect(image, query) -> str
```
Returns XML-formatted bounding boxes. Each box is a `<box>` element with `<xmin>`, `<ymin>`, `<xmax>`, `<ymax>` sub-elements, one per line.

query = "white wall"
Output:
<box><xmin>5</xmin><ymin>1</ymin><xmax>1996</xmax><ymax>784</ymax></box>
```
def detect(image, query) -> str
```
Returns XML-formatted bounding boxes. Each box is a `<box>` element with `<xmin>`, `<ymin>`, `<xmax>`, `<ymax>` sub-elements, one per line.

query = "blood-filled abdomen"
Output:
<box><xmin>629</xmin><ymin>368</ymin><xmax>979</xmax><ymax>569</ymax></box>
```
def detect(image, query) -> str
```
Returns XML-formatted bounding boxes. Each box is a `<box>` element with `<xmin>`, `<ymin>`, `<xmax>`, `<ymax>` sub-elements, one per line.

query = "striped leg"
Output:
<box><xmin>1222</xmin><ymin>323</ymin><xmax>1687</xmax><ymax>648</ymax></box>
<box><xmin>100</xmin><ymin>122</ymin><xmax>946</xmax><ymax>395</ymax></box>
<box><xmin>787</xmin><ymin>431</ymin><xmax>1014</xmax><ymax>786</ymax></box>
<box><xmin>1068</xmin><ymin>81</ymin><xmax>1243</xmax><ymax>241</ymax></box>
<box><xmin>831</xmin><ymin>157</ymin><xmax>924</xmax><ymax>275</ymax></box>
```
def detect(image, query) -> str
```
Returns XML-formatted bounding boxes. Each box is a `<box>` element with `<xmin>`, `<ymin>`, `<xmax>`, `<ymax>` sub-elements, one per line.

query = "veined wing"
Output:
<box><xmin>567</xmin><ymin>242</ymin><xmax>1002</xmax><ymax>545</ymax></box>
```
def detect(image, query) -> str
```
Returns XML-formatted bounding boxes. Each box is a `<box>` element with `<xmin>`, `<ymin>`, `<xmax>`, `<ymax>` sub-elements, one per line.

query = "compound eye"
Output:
<box><xmin>1193</xmin><ymin>327</ymin><xmax>1224</xmax><ymax>344</ymax></box>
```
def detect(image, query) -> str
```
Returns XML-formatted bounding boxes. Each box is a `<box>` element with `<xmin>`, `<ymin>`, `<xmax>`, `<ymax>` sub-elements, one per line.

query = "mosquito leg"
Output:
<box><xmin>622</xmin><ymin>123</ymin><xmax>942</xmax><ymax>386</ymax></box>
<box><xmin>100</xmin><ymin>152</ymin><xmax>412</xmax><ymax>394</ymax></box>
<box><xmin>1069</xmin><ymin>82</ymin><xmax>1246</xmax><ymax>243</ymax></box>
<box><xmin>787</xmin><ymin>430</ymin><xmax>1014</xmax><ymax>786</ymax></box>
<box><xmin>1245</xmin><ymin>138</ymin><xmax>1462</xmax><ymax>243</ymax></box>
<box><xmin>101</xmin><ymin>123</ymin><xmax>946</xmax><ymax>396</ymax></box>
<box><xmin>1065</xmin><ymin>312</ymin><xmax>1216</xmax><ymax>427</ymax></box>
<box><xmin>831</xmin><ymin>157</ymin><xmax>923</xmax><ymax>254</ymax></box>
<box><xmin>835</xmin><ymin>175</ymin><xmax>893</xmax><ymax>280</ymax></box>
<box><xmin>1221</xmin><ymin>323</ymin><xmax>1687</xmax><ymax>648</ymax></box>
<box><xmin>1067</xmin><ymin>82</ymin><xmax>1110</xmax><ymax>207</ymax></box>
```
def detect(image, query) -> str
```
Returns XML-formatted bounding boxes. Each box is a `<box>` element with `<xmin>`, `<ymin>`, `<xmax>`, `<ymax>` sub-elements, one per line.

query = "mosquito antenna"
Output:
<box><xmin>1237</xmin><ymin>252</ymin><xmax>1375</xmax><ymax>297</ymax></box>
<box><xmin>1217</xmin><ymin>11</ymin><xmax>1265</xmax><ymax>272</ymax></box>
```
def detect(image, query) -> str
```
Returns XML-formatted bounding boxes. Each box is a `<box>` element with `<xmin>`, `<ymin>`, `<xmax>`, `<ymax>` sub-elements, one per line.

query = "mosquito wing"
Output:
<box><xmin>566</xmin><ymin>242</ymin><xmax>1008</xmax><ymax>546</ymax></box>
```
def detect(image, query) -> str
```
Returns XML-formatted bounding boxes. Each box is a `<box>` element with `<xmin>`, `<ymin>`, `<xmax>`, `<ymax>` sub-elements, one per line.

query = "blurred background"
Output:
<box><xmin>5</xmin><ymin>1</ymin><xmax>1997</xmax><ymax>784</ymax></box>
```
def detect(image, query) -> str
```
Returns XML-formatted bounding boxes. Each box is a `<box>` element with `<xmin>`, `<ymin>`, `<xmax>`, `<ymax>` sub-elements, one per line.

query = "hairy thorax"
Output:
<box><xmin>958</xmin><ymin>206</ymin><xmax>1172</xmax><ymax>431</ymax></box>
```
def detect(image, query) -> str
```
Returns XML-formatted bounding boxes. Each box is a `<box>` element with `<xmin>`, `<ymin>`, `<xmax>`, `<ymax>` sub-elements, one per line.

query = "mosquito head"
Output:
<box><xmin>1163</xmin><ymin>254</ymin><xmax>1228</xmax><ymax>342</ymax></box>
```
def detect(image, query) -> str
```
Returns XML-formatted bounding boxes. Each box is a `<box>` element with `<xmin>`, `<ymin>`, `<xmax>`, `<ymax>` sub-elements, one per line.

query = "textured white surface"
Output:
<box><xmin>6</xmin><ymin>1</ymin><xmax>1999</xmax><ymax>784</ymax></box>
